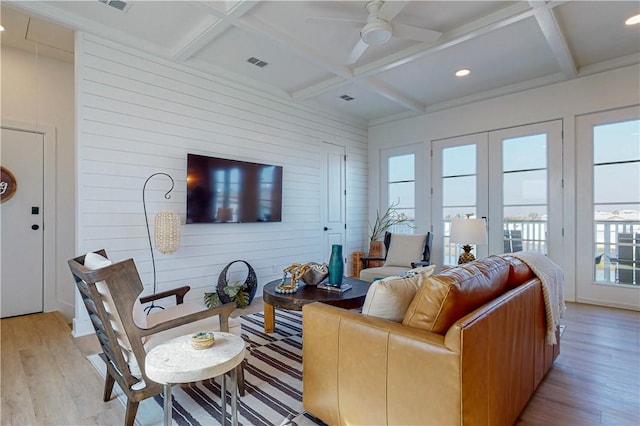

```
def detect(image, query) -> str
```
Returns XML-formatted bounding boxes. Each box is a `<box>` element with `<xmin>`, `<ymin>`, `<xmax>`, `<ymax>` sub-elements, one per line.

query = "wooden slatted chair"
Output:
<box><xmin>69</xmin><ymin>250</ymin><xmax>244</xmax><ymax>426</ymax></box>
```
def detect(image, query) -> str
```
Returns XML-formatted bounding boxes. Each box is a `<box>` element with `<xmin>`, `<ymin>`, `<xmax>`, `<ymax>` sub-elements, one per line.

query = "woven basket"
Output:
<box><xmin>217</xmin><ymin>260</ymin><xmax>257</xmax><ymax>307</ymax></box>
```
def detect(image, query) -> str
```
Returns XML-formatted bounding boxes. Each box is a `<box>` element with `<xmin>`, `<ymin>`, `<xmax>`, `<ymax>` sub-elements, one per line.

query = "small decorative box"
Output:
<box><xmin>191</xmin><ymin>332</ymin><xmax>215</xmax><ymax>350</ymax></box>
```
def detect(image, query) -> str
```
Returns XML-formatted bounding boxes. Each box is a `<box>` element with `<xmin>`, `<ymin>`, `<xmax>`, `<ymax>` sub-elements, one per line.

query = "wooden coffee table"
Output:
<box><xmin>262</xmin><ymin>277</ymin><xmax>370</xmax><ymax>333</ymax></box>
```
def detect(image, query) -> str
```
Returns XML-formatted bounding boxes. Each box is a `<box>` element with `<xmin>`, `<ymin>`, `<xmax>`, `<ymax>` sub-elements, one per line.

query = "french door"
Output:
<box><xmin>576</xmin><ymin>106</ymin><xmax>640</xmax><ymax>309</ymax></box>
<box><xmin>432</xmin><ymin>121</ymin><xmax>563</xmax><ymax>267</ymax></box>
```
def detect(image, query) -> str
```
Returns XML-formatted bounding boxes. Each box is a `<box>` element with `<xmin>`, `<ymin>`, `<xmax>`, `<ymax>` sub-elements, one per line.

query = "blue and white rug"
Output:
<box><xmin>88</xmin><ymin>310</ymin><xmax>324</xmax><ymax>426</ymax></box>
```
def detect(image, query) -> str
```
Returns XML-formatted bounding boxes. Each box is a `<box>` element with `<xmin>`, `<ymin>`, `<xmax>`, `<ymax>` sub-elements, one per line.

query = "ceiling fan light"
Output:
<box><xmin>361</xmin><ymin>20</ymin><xmax>392</xmax><ymax>45</ymax></box>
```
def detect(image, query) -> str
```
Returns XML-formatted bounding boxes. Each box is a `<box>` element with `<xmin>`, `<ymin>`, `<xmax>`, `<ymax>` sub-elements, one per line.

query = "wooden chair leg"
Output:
<box><xmin>236</xmin><ymin>361</ymin><xmax>246</xmax><ymax>396</ymax></box>
<box><xmin>124</xmin><ymin>399</ymin><xmax>139</xmax><ymax>426</ymax></box>
<box><xmin>103</xmin><ymin>371</ymin><xmax>116</xmax><ymax>402</ymax></box>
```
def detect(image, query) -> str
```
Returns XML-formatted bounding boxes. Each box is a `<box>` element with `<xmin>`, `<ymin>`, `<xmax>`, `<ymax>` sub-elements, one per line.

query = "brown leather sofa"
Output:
<box><xmin>302</xmin><ymin>255</ymin><xmax>560</xmax><ymax>426</ymax></box>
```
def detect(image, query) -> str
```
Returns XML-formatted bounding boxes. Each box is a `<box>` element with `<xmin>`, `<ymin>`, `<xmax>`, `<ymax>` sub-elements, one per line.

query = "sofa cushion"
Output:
<box><xmin>502</xmin><ymin>255</ymin><xmax>534</xmax><ymax>289</ymax></box>
<box><xmin>403</xmin><ymin>256</ymin><xmax>510</xmax><ymax>334</ymax></box>
<box><xmin>362</xmin><ymin>265</ymin><xmax>436</xmax><ymax>322</ymax></box>
<box><xmin>384</xmin><ymin>234</ymin><xmax>427</xmax><ymax>268</ymax></box>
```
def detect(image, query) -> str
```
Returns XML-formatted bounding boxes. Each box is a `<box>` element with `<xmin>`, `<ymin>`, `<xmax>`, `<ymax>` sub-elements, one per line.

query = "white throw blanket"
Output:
<box><xmin>508</xmin><ymin>251</ymin><xmax>565</xmax><ymax>344</ymax></box>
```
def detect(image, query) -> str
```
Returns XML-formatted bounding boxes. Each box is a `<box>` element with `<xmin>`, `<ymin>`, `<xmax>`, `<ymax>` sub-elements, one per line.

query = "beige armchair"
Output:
<box><xmin>68</xmin><ymin>250</ymin><xmax>244</xmax><ymax>426</ymax></box>
<box><xmin>360</xmin><ymin>232</ymin><xmax>433</xmax><ymax>282</ymax></box>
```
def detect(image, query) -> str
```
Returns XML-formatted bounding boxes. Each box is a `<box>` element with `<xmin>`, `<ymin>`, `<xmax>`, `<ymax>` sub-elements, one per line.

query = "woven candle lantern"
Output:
<box><xmin>154</xmin><ymin>210</ymin><xmax>181</xmax><ymax>254</ymax></box>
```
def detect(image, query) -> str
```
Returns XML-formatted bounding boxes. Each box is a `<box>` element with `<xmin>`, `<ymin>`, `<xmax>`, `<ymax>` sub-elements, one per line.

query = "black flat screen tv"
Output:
<box><xmin>186</xmin><ymin>154</ymin><xmax>283</xmax><ymax>223</ymax></box>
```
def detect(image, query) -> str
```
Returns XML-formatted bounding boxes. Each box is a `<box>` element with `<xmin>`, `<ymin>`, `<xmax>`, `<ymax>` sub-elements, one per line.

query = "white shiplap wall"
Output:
<box><xmin>73</xmin><ymin>33</ymin><xmax>368</xmax><ymax>335</ymax></box>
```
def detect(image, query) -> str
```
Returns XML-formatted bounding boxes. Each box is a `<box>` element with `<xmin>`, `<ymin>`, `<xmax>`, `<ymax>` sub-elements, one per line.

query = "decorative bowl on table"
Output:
<box><xmin>301</xmin><ymin>262</ymin><xmax>329</xmax><ymax>286</ymax></box>
<box><xmin>191</xmin><ymin>332</ymin><xmax>215</xmax><ymax>350</ymax></box>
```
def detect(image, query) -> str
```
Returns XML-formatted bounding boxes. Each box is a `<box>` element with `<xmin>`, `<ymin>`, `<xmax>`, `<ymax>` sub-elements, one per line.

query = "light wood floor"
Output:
<box><xmin>2</xmin><ymin>301</ymin><xmax>638</xmax><ymax>425</ymax></box>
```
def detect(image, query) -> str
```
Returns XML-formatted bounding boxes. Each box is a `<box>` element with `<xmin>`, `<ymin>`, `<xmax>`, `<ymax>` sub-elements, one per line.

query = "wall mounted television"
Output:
<box><xmin>186</xmin><ymin>153</ymin><xmax>283</xmax><ymax>223</ymax></box>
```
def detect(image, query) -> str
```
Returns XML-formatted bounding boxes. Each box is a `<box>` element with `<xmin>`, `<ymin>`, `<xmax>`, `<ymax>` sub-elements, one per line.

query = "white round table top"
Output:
<box><xmin>145</xmin><ymin>331</ymin><xmax>246</xmax><ymax>385</ymax></box>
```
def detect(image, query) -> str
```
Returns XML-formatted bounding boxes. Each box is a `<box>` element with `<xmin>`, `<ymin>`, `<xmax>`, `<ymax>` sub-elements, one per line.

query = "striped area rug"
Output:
<box><xmin>88</xmin><ymin>310</ymin><xmax>324</xmax><ymax>426</ymax></box>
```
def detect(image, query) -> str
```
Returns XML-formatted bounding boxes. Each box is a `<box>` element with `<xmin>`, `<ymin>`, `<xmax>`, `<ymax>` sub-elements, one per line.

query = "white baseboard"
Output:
<box><xmin>72</xmin><ymin>317</ymin><xmax>95</xmax><ymax>337</ymax></box>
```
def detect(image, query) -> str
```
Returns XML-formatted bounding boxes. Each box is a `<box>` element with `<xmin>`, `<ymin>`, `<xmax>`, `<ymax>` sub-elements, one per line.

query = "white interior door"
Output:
<box><xmin>321</xmin><ymin>142</ymin><xmax>346</xmax><ymax>264</ymax></box>
<box><xmin>1</xmin><ymin>128</ymin><xmax>45</xmax><ymax>318</ymax></box>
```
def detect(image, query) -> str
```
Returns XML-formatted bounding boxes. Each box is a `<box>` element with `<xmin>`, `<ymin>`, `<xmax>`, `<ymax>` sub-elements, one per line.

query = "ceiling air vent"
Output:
<box><xmin>98</xmin><ymin>0</ymin><xmax>131</xmax><ymax>12</ymax></box>
<box><xmin>247</xmin><ymin>57</ymin><xmax>269</xmax><ymax>68</ymax></box>
<box><xmin>340</xmin><ymin>95</ymin><xmax>355</xmax><ymax>101</ymax></box>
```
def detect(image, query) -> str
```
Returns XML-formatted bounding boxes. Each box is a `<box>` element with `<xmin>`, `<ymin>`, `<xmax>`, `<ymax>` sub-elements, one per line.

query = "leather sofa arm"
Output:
<box><xmin>303</xmin><ymin>302</ymin><xmax>461</xmax><ymax>426</ymax></box>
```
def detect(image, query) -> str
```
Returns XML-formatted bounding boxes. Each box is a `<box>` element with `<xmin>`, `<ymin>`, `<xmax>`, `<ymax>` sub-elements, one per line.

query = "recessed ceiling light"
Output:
<box><xmin>625</xmin><ymin>14</ymin><xmax>640</xmax><ymax>26</ymax></box>
<box><xmin>455</xmin><ymin>68</ymin><xmax>471</xmax><ymax>77</ymax></box>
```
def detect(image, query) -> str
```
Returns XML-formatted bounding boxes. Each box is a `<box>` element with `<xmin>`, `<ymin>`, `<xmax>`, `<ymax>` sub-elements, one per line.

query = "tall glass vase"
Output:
<box><xmin>328</xmin><ymin>244</ymin><xmax>344</xmax><ymax>287</ymax></box>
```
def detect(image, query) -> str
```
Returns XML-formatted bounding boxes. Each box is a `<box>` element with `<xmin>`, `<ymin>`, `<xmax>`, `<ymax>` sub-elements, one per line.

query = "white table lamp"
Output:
<box><xmin>450</xmin><ymin>218</ymin><xmax>488</xmax><ymax>264</ymax></box>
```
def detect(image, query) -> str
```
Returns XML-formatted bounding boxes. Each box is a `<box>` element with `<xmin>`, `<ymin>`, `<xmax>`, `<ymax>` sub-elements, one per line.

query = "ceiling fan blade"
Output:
<box><xmin>378</xmin><ymin>0</ymin><xmax>409</xmax><ymax>21</ymax></box>
<box><xmin>346</xmin><ymin>39</ymin><xmax>369</xmax><ymax>65</ymax></box>
<box><xmin>393</xmin><ymin>23</ymin><xmax>442</xmax><ymax>43</ymax></box>
<box><xmin>305</xmin><ymin>16</ymin><xmax>364</xmax><ymax>28</ymax></box>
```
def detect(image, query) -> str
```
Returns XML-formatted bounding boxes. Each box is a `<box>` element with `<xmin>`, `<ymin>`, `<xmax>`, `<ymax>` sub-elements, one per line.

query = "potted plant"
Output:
<box><xmin>367</xmin><ymin>201</ymin><xmax>413</xmax><ymax>264</ymax></box>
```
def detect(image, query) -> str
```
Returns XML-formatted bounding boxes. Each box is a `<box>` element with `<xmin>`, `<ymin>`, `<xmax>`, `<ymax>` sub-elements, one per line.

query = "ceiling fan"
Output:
<box><xmin>306</xmin><ymin>0</ymin><xmax>442</xmax><ymax>64</ymax></box>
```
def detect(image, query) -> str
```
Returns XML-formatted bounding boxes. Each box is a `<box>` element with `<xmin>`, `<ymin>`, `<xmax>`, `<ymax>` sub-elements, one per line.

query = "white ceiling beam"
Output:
<box><xmin>529</xmin><ymin>0</ymin><xmax>577</xmax><ymax>78</ymax></box>
<box><xmin>171</xmin><ymin>0</ymin><xmax>259</xmax><ymax>61</ymax></box>
<box><xmin>355</xmin><ymin>78</ymin><xmax>426</xmax><ymax>113</ymax></box>
<box><xmin>294</xmin><ymin>1</ymin><xmax>535</xmax><ymax>101</ymax></box>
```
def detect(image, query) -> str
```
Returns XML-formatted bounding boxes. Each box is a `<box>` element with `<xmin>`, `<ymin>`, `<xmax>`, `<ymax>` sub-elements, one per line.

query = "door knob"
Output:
<box><xmin>31</xmin><ymin>224</ymin><xmax>39</xmax><ymax>230</ymax></box>
<box><xmin>324</xmin><ymin>226</ymin><xmax>332</xmax><ymax>231</ymax></box>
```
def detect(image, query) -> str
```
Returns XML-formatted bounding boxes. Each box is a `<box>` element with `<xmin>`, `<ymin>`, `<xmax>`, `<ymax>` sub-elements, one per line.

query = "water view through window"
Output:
<box><xmin>593</xmin><ymin>119</ymin><xmax>640</xmax><ymax>285</ymax></box>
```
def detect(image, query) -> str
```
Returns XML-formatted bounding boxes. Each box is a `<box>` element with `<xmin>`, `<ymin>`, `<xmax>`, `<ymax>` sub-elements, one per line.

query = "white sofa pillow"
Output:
<box><xmin>361</xmin><ymin>265</ymin><xmax>436</xmax><ymax>322</ymax></box>
<box><xmin>384</xmin><ymin>234</ymin><xmax>428</xmax><ymax>268</ymax></box>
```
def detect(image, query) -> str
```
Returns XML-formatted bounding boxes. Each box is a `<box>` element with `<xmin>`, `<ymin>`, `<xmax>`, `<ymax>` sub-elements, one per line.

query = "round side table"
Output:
<box><xmin>145</xmin><ymin>332</ymin><xmax>246</xmax><ymax>426</ymax></box>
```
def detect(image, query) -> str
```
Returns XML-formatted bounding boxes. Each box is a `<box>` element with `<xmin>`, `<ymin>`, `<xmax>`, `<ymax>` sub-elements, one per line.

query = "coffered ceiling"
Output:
<box><xmin>2</xmin><ymin>1</ymin><xmax>639</xmax><ymax>123</ymax></box>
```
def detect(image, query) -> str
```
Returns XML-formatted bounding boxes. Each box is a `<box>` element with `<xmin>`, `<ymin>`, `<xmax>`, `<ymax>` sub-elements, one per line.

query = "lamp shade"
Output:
<box><xmin>450</xmin><ymin>218</ymin><xmax>488</xmax><ymax>245</ymax></box>
<box><xmin>154</xmin><ymin>210</ymin><xmax>180</xmax><ymax>254</ymax></box>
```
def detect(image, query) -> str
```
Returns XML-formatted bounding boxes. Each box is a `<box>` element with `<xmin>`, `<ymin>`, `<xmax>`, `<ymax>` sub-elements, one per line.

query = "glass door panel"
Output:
<box><xmin>388</xmin><ymin>153</ymin><xmax>415</xmax><ymax>234</ymax></box>
<box><xmin>592</xmin><ymin>119</ymin><xmax>640</xmax><ymax>285</ymax></box>
<box><xmin>577</xmin><ymin>106</ymin><xmax>640</xmax><ymax>309</ymax></box>
<box><xmin>432</xmin><ymin>133</ymin><xmax>488</xmax><ymax>267</ymax></box>
<box><xmin>502</xmin><ymin>136</ymin><xmax>548</xmax><ymax>254</ymax></box>
<box><xmin>488</xmin><ymin>121</ymin><xmax>562</xmax><ymax>260</ymax></box>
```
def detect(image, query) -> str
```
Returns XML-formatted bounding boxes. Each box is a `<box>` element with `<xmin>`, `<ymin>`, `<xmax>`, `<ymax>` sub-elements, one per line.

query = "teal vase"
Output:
<box><xmin>328</xmin><ymin>244</ymin><xmax>344</xmax><ymax>286</ymax></box>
